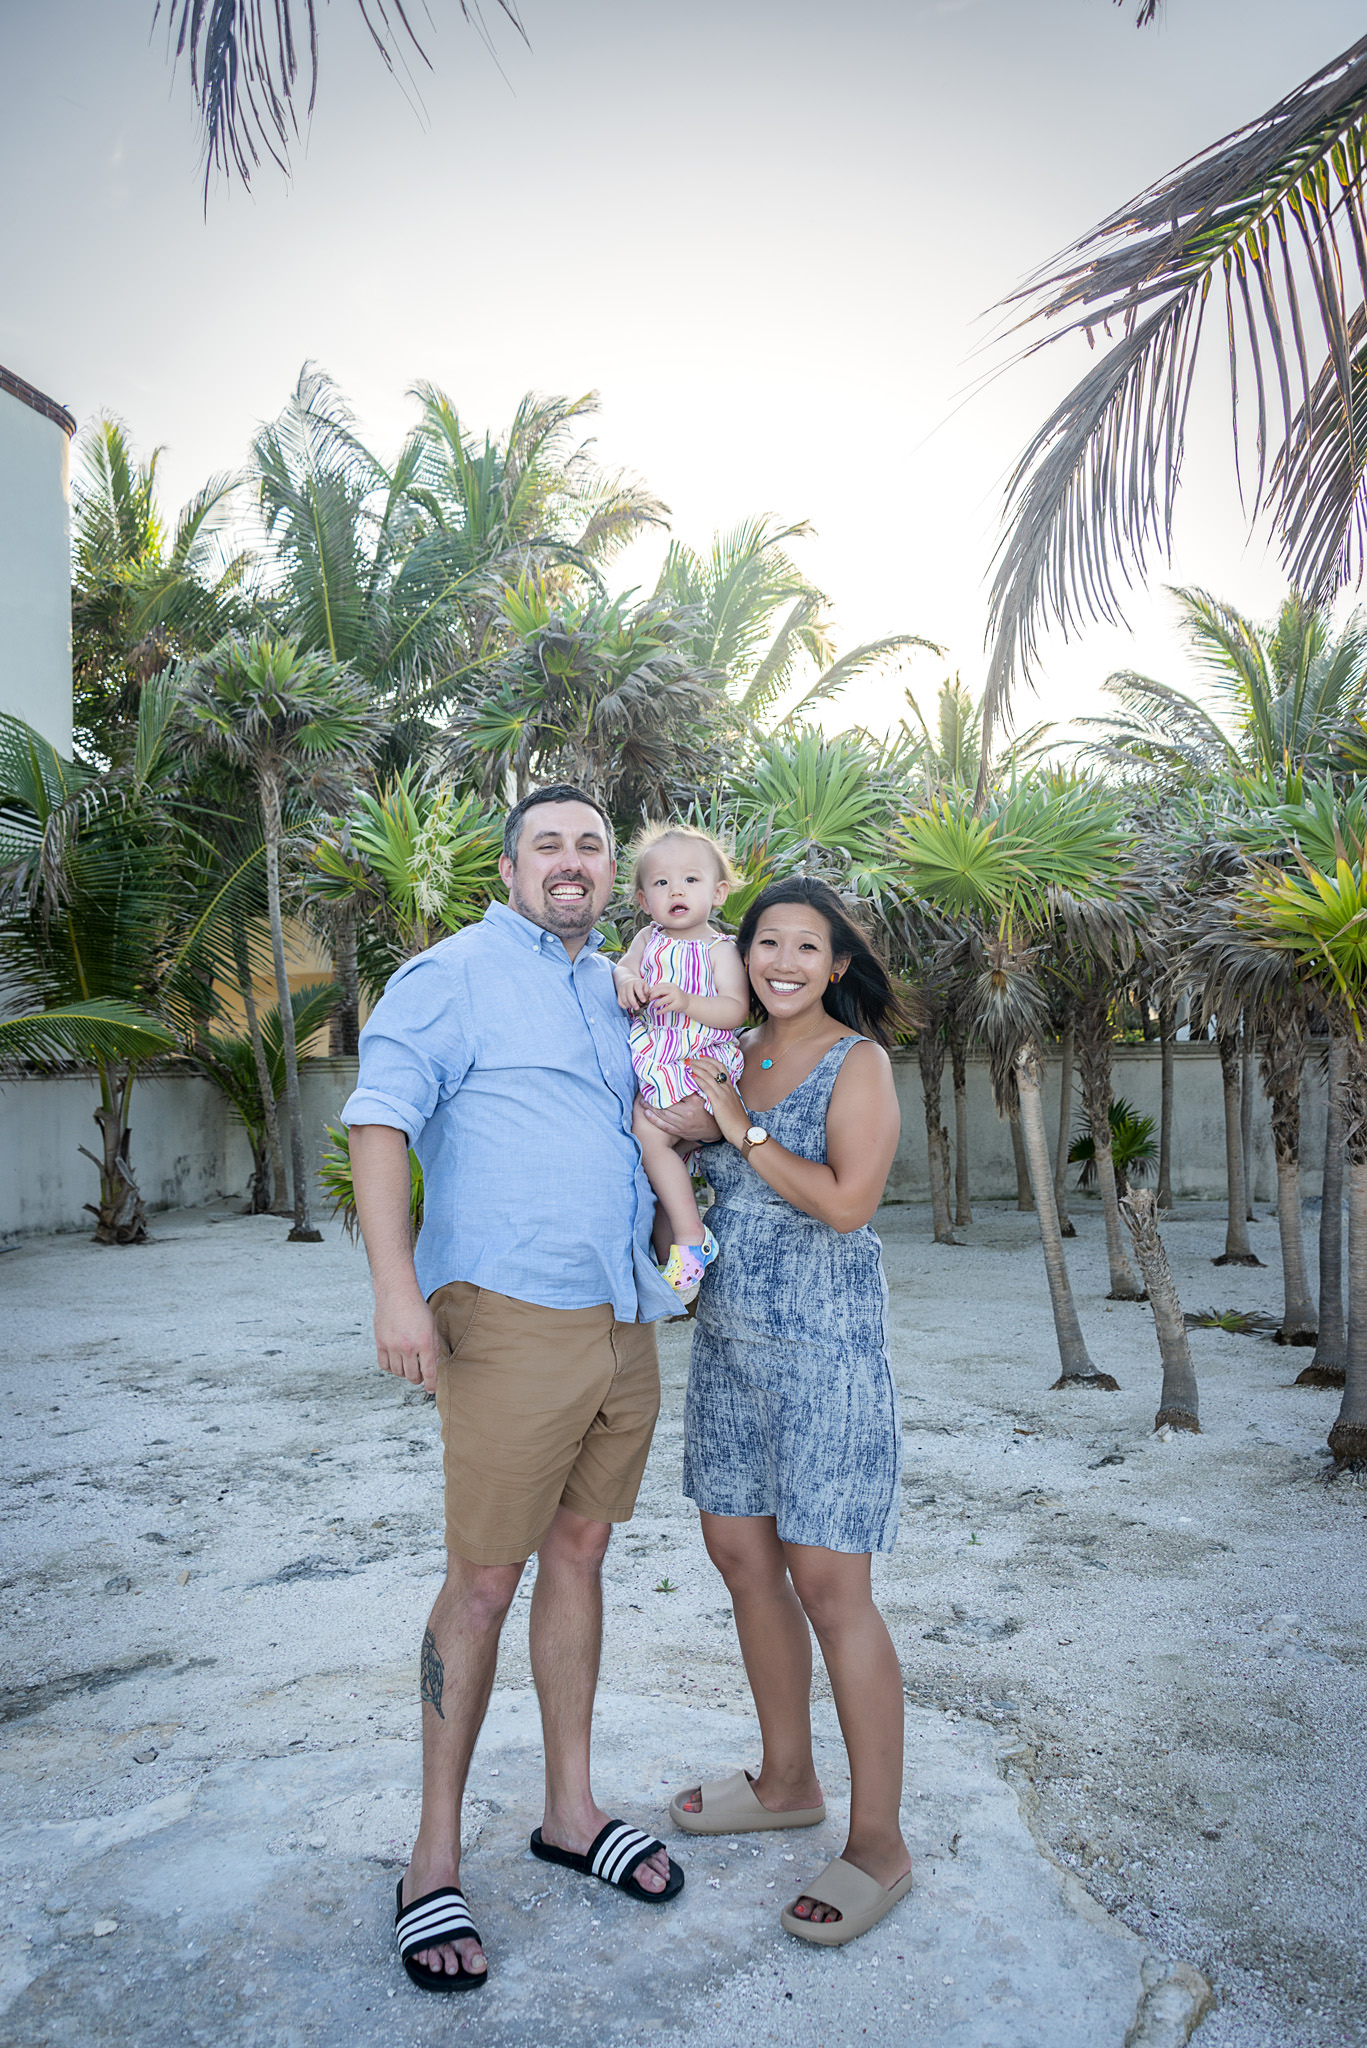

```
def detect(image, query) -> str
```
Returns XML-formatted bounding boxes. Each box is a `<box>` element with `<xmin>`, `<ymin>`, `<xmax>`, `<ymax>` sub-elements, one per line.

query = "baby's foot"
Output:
<box><xmin>658</xmin><ymin>1228</ymin><xmax>719</xmax><ymax>1304</ymax></box>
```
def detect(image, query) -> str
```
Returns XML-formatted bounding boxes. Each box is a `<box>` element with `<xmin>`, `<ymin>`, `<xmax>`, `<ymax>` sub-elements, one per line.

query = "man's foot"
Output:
<box><xmin>790</xmin><ymin>1841</ymin><xmax>911</xmax><ymax>1924</ymax></box>
<box><xmin>676</xmin><ymin>1766</ymin><xmax>822</xmax><ymax>1817</ymax></box>
<box><xmin>538</xmin><ymin>1809</ymin><xmax>672</xmax><ymax>1893</ymax></box>
<box><xmin>400</xmin><ymin>1861</ymin><xmax>487</xmax><ymax>1979</ymax></box>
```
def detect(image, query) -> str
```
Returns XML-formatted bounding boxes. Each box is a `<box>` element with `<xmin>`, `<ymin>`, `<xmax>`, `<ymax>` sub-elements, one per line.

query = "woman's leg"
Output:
<box><xmin>677</xmin><ymin>1512</ymin><xmax>822</xmax><ymax>1812</ymax></box>
<box><xmin>632</xmin><ymin>1099</ymin><xmax>704</xmax><ymax>1248</ymax></box>
<box><xmin>784</xmin><ymin>1543</ymin><xmax>909</xmax><ymax>1921</ymax></box>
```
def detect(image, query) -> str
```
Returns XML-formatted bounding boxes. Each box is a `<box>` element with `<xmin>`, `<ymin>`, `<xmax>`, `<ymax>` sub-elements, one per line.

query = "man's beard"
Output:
<box><xmin>509</xmin><ymin>870</ymin><xmax>599</xmax><ymax>937</ymax></box>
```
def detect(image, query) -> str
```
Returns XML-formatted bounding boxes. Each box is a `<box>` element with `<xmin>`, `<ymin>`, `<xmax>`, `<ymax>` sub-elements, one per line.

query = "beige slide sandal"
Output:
<box><xmin>669</xmin><ymin>1769</ymin><xmax>826</xmax><ymax>1836</ymax></box>
<box><xmin>780</xmin><ymin>1856</ymin><xmax>914</xmax><ymax>1947</ymax></box>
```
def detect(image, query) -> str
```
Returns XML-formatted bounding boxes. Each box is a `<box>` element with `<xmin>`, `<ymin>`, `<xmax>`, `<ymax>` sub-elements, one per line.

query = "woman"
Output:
<box><xmin>670</xmin><ymin>875</ymin><xmax>911</xmax><ymax>1947</ymax></box>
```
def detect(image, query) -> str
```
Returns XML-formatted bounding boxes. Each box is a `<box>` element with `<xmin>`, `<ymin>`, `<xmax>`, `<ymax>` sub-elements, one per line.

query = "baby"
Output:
<box><xmin>614</xmin><ymin>825</ymin><xmax>749</xmax><ymax>1302</ymax></box>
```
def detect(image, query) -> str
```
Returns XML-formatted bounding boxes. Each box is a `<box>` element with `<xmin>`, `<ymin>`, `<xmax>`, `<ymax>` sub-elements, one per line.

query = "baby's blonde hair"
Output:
<box><xmin>629</xmin><ymin>823</ymin><xmax>737</xmax><ymax>899</ymax></box>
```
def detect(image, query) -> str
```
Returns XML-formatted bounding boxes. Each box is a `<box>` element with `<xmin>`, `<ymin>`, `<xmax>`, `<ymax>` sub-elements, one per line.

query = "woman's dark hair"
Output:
<box><xmin>735</xmin><ymin>876</ymin><xmax>906</xmax><ymax>1048</ymax></box>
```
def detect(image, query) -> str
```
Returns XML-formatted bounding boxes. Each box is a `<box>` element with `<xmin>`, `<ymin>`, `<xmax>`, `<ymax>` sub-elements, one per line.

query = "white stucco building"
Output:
<box><xmin>0</xmin><ymin>364</ymin><xmax>75</xmax><ymax>756</ymax></box>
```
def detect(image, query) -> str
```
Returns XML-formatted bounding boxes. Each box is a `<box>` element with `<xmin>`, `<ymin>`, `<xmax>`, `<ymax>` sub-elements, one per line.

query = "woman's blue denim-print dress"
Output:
<box><xmin>682</xmin><ymin>1036</ymin><xmax>902</xmax><ymax>1553</ymax></box>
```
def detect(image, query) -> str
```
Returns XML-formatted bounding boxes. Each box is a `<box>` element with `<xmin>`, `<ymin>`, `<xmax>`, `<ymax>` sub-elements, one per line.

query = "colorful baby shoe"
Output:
<box><xmin>658</xmin><ymin>1227</ymin><xmax>719</xmax><ymax>1305</ymax></box>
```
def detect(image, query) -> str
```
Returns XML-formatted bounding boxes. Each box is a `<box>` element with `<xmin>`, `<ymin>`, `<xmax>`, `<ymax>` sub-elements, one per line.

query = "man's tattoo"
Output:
<box><xmin>420</xmin><ymin>1627</ymin><xmax>445</xmax><ymax>1720</ymax></box>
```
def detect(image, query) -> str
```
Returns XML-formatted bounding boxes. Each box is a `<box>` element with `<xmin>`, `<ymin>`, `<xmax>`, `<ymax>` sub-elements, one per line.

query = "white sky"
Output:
<box><xmin>1</xmin><ymin>0</ymin><xmax>1363</xmax><ymax>745</ymax></box>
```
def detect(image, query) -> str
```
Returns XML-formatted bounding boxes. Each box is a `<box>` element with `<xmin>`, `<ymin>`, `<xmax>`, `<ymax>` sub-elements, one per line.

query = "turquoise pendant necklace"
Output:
<box><xmin>760</xmin><ymin>1057</ymin><xmax>773</xmax><ymax>1069</ymax></box>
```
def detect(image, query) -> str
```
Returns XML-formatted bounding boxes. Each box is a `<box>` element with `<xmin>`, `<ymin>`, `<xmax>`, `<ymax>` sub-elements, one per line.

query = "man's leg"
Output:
<box><xmin>401</xmin><ymin>1550</ymin><xmax>523</xmax><ymax>1976</ymax></box>
<box><xmin>530</xmin><ymin>1504</ymin><xmax>670</xmax><ymax>1892</ymax></box>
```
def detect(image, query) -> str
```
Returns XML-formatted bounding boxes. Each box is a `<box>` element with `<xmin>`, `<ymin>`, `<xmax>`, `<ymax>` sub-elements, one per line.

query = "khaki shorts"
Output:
<box><xmin>430</xmin><ymin>1283</ymin><xmax>661</xmax><ymax>1567</ymax></box>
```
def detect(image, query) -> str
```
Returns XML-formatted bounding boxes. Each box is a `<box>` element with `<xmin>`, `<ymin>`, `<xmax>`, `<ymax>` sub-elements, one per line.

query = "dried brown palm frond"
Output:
<box><xmin>984</xmin><ymin>33</ymin><xmax>1367</xmax><ymax>749</ymax></box>
<box><xmin>157</xmin><ymin>0</ymin><xmax>525</xmax><ymax>198</ymax></box>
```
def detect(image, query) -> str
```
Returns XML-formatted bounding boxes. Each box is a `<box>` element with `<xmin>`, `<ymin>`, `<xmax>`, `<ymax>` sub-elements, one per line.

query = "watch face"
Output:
<box><xmin>745</xmin><ymin>1125</ymin><xmax>769</xmax><ymax>1145</ymax></box>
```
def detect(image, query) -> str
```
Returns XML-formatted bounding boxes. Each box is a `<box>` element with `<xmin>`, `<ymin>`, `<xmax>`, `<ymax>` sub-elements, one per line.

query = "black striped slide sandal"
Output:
<box><xmin>393</xmin><ymin>1879</ymin><xmax>488</xmax><ymax>1993</ymax></box>
<box><xmin>529</xmin><ymin>1819</ymin><xmax>685</xmax><ymax>1902</ymax></box>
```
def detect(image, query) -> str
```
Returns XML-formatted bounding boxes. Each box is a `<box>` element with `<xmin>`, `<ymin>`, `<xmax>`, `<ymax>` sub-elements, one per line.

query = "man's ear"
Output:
<box><xmin>498</xmin><ymin>852</ymin><xmax>516</xmax><ymax>889</ymax></box>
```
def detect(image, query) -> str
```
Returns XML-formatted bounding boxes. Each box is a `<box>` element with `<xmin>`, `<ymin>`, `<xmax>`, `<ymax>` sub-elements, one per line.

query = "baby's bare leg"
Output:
<box><xmin>633</xmin><ymin>1099</ymin><xmax>704</xmax><ymax>1248</ymax></box>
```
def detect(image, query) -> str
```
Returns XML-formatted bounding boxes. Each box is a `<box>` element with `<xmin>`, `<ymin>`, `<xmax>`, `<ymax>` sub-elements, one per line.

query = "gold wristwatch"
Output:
<box><xmin>741</xmin><ymin>1125</ymin><xmax>769</xmax><ymax>1160</ymax></box>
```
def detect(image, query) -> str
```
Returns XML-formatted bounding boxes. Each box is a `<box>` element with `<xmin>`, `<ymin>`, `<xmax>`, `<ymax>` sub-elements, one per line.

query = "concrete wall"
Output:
<box><xmin>0</xmin><ymin>373</ymin><xmax>74</xmax><ymax>757</ymax></box>
<box><xmin>0</xmin><ymin>1060</ymin><xmax>360</xmax><ymax>1241</ymax></box>
<box><xmin>0</xmin><ymin>1044</ymin><xmax>1330</xmax><ymax>1242</ymax></box>
<box><xmin>886</xmin><ymin>1041</ymin><xmax>1323</xmax><ymax>1206</ymax></box>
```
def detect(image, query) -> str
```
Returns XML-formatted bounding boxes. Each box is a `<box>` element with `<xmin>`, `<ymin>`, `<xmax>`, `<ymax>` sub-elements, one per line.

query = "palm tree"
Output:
<box><xmin>0</xmin><ymin>694</ymin><xmax>255</xmax><ymax>1239</ymax></box>
<box><xmin>897</xmin><ymin>779</ymin><xmax>1133</xmax><ymax>1389</ymax></box>
<box><xmin>185</xmin><ymin>983</ymin><xmax>340</xmax><ymax>1212</ymax></box>
<box><xmin>982</xmin><ymin>30</ymin><xmax>1367</xmax><ymax>751</ymax></box>
<box><xmin>71</xmin><ymin>416</ymin><xmax>250</xmax><ymax>763</ymax></box>
<box><xmin>1240</xmin><ymin>812</ymin><xmax>1367</xmax><ymax>1466</ymax></box>
<box><xmin>1052</xmin><ymin>1014</ymin><xmax>1077</xmax><ymax>1236</ymax></box>
<box><xmin>1119</xmin><ymin>1190</ymin><xmax>1201</xmax><ymax>1434</ymax></box>
<box><xmin>1085</xmin><ymin>591</ymin><xmax>1367</xmax><ymax>793</ymax></box>
<box><xmin>1056</xmin><ymin>931</ymin><xmax>1145</xmax><ymax>1301</ymax></box>
<box><xmin>877</xmin><ymin>902</ymin><xmax>964</xmax><ymax>1245</ymax></box>
<box><xmin>405</xmin><ymin>383</ymin><xmax>667</xmax><ymax>619</ymax></box>
<box><xmin>725</xmin><ymin>728</ymin><xmax>912</xmax><ymax>896</ymax></box>
<box><xmin>174</xmin><ymin>635</ymin><xmax>384</xmax><ymax>1241</ymax></box>
<box><xmin>657</xmin><ymin>519</ymin><xmax>940</xmax><ymax>732</ymax></box>
<box><xmin>1302</xmin><ymin>1032</ymin><xmax>1348</xmax><ymax>1387</ymax></box>
<box><xmin>442</xmin><ymin>581</ymin><xmax>719</xmax><ymax>819</ymax></box>
<box><xmin>304</xmin><ymin>770</ymin><xmax>502</xmax><ymax>983</ymax></box>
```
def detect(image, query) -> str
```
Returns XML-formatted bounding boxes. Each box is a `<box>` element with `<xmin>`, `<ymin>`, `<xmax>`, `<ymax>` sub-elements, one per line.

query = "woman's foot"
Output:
<box><xmin>675</xmin><ymin>1765</ymin><xmax>823</xmax><ymax>1816</ymax></box>
<box><xmin>790</xmin><ymin>1838</ymin><xmax>910</xmax><ymax>1924</ymax></box>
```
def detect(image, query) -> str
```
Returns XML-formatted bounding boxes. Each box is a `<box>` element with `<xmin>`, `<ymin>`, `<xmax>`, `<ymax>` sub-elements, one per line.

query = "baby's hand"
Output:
<box><xmin>615</xmin><ymin>971</ymin><xmax>650</xmax><ymax>1012</ymax></box>
<box><xmin>649</xmin><ymin>981</ymin><xmax>693</xmax><ymax>1017</ymax></box>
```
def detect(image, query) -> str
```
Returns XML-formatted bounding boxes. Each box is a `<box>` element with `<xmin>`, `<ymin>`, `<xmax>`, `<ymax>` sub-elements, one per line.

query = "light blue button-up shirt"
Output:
<box><xmin>341</xmin><ymin>901</ymin><xmax>677</xmax><ymax>1323</ymax></box>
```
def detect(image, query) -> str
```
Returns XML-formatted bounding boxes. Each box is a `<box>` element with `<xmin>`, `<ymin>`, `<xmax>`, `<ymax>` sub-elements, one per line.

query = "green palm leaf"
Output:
<box><xmin>0</xmin><ymin>1000</ymin><xmax>176</xmax><ymax>1071</ymax></box>
<box><xmin>984</xmin><ymin>33</ymin><xmax>1367</xmax><ymax>741</ymax></box>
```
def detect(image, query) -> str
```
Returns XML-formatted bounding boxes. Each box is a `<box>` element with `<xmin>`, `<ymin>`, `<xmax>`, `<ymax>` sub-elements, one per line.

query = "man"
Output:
<box><xmin>344</xmin><ymin>785</ymin><xmax>706</xmax><ymax>1994</ymax></box>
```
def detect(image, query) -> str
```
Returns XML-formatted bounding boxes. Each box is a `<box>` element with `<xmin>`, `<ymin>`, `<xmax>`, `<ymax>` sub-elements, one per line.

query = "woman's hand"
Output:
<box><xmin>685</xmin><ymin>1056</ymin><xmax>750</xmax><ymax>1146</ymax></box>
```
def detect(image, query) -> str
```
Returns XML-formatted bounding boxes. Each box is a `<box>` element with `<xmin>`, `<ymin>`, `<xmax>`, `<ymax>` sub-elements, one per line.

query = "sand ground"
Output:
<box><xmin>0</xmin><ymin>1192</ymin><xmax>1363</xmax><ymax>2047</ymax></box>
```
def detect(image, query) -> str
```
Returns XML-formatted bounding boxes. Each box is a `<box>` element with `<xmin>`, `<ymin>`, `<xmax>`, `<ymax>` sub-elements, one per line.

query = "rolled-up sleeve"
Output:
<box><xmin>340</xmin><ymin>951</ymin><xmax>471</xmax><ymax>1142</ymax></box>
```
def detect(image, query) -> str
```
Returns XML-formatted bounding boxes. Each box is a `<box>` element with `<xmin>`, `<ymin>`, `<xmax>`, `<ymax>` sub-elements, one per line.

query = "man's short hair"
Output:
<box><xmin>502</xmin><ymin>785</ymin><xmax>616</xmax><ymax>864</ymax></box>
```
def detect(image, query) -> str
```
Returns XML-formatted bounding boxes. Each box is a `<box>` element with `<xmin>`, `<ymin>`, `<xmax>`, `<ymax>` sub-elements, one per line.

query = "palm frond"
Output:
<box><xmin>772</xmin><ymin>633</ymin><xmax>944</xmax><ymax>727</ymax></box>
<box><xmin>157</xmin><ymin>0</ymin><xmax>527</xmax><ymax>198</ymax></box>
<box><xmin>984</xmin><ymin>33</ymin><xmax>1367</xmax><ymax>743</ymax></box>
<box><xmin>0</xmin><ymin>999</ymin><xmax>177</xmax><ymax>1073</ymax></box>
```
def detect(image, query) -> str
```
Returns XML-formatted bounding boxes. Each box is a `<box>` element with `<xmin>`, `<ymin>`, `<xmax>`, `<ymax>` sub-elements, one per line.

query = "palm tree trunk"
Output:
<box><xmin>1120</xmin><ymin>1189</ymin><xmax>1199</xmax><ymax>1431</ymax></box>
<box><xmin>329</xmin><ymin>904</ymin><xmax>361</xmax><ymax>1057</ymax></box>
<box><xmin>233</xmin><ymin>919</ymin><xmax>287</xmax><ymax>1214</ymax></box>
<box><xmin>261</xmin><ymin>770</ymin><xmax>322</xmax><ymax>1243</ymax></box>
<box><xmin>1077</xmin><ymin>998</ymin><xmax>1143</xmax><ymax>1299</ymax></box>
<box><xmin>80</xmin><ymin>1057</ymin><xmax>150</xmax><ymax>1245</ymax></box>
<box><xmin>1015</xmin><ymin>1045</ymin><xmax>1115</xmax><ymax>1390</ymax></box>
<box><xmin>1157</xmin><ymin>1003</ymin><xmax>1175</xmax><ymax>1210</ymax></box>
<box><xmin>950</xmin><ymin>1021</ymin><xmax>972</xmax><ymax>1227</ymax></box>
<box><xmin>1301</xmin><ymin>1032</ymin><xmax>1347</xmax><ymax>1387</ymax></box>
<box><xmin>1261</xmin><ymin>1009</ymin><xmax>1316</xmax><ymax>1344</ymax></box>
<box><xmin>1010</xmin><ymin>1109</ymin><xmax>1034</xmax><ymax>1209</ymax></box>
<box><xmin>1328</xmin><ymin>1046</ymin><xmax>1367</xmax><ymax>1465</ymax></box>
<box><xmin>1240</xmin><ymin>1012</ymin><xmax>1257</xmax><ymax>1216</ymax></box>
<box><xmin>1053</xmin><ymin>1020</ymin><xmax>1076</xmax><ymax>1238</ymax></box>
<box><xmin>918</xmin><ymin>1028</ymin><xmax>959</xmax><ymax>1245</ymax></box>
<box><xmin>1213</xmin><ymin>1028</ymin><xmax>1261</xmax><ymax>1266</ymax></box>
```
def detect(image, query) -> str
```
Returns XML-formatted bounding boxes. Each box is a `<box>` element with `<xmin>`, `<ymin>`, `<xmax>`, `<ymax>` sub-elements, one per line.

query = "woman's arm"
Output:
<box><xmin>687</xmin><ymin>1041</ymin><xmax>900</xmax><ymax>1232</ymax></box>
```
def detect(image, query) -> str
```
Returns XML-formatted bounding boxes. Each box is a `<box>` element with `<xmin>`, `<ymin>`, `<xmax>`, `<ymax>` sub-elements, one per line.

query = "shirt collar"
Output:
<box><xmin>484</xmin><ymin>899</ymin><xmax>606</xmax><ymax>960</ymax></box>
